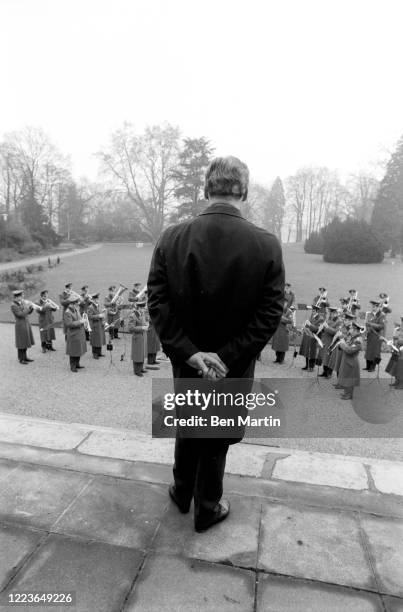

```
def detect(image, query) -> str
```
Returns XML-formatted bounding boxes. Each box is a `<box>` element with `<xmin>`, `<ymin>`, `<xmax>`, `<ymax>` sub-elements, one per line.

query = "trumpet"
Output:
<box><xmin>67</xmin><ymin>289</ymin><xmax>83</xmax><ymax>302</ymax></box>
<box><xmin>347</xmin><ymin>291</ymin><xmax>359</xmax><ymax>312</ymax></box>
<box><xmin>379</xmin><ymin>336</ymin><xmax>402</xmax><ymax>354</ymax></box>
<box><xmin>111</xmin><ymin>284</ymin><xmax>128</xmax><ymax>305</ymax></box>
<box><xmin>315</xmin><ymin>290</ymin><xmax>327</xmax><ymax>308</ymax></box>
<box><xmin>44</xmin><ymin>298</ymin><xmax>60</xmax><ymax>310</ymax></box>
<box><xmin>23</xmin><ymin>299</ymin><xmax>41</xmax><ymax>312</ymax></box>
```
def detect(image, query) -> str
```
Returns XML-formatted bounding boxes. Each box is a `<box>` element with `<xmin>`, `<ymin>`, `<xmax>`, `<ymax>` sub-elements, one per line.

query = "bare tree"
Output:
<box><xmin>97</xmin><ymin>123</ymin><xmax>180</xmax><ymax>242</ymax></box>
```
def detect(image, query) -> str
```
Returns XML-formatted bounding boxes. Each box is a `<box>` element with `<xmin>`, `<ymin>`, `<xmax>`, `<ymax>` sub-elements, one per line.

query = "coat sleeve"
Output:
<box><xmin>216</xmin><ymin>238</ymin><xmax>285</xmax><ymax>371</ymax></box>
<box><xmin>147</xmin><ymin>239</ymin><xmax>199</xmax><ymax>362</ymax></box>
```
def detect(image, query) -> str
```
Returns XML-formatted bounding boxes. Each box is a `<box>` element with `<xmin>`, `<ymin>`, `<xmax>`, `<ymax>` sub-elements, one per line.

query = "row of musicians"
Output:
<box><xmin>271</xmin><ymin>302</ymin><xmax>403</xmax><ymax>388</ymax></box>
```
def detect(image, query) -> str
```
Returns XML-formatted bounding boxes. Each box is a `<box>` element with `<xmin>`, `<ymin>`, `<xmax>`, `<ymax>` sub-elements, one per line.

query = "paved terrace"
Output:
<box><xmin>0</xmin><ymin>413</ymin><xmax>402</xmax><ymax>611</ymax></box>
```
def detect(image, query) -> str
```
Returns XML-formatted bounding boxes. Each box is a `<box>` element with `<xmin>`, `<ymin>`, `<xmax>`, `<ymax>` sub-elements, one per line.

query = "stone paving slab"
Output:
<box><xmin>153</xmin><ymin>494</ymin><xmax>261</xmax><ymax>568</ymax></box>
<box><xmin>0</xmin><ymin>418</ymin><xmax>88</xmax><ymax>451</ymax></box>
<box><xmin>383</xmin><ymin>595</ymin><xmax>403</xmax><ymax>611</ymax></box>
<box><xmin>0</xmin><ymin>524</ymin><xmax>43</xmax><ymax>591</ymax></box>
<box><xmin>52</xmin><ymin>476</ymin><xmax>167</xmax><ymax>549</ymax></box>
<box><xmin>256</xmin><ymin>574</ymin><xmax>383</xmax><ymax>611</ymax></box>
<box><xmin>258</xmin><ymin>503</ymin><xmax>375</xmax><ymax>590</ymax></box>
<box><xmin>78</xmin><ymin>429</ymin><xmax>175</xmax><ymax>464</ymax></box>
<box><xmin>0</xmin><ymin>459</ymin><xmax>19</xmax><ymax>483</ymax></box>
<box><xmin>272</xmin><ymin>453</ymin><xmax>369</xmax><ymax>490</ymax></box>
<box><xmin>125</xmin><ymin>553</ymin><xmax>255</xmax><ymax>612</ymax></box>
<box><xmin>0</xmin><ymin>533</ymin><xmax>143</xmax><ymax>612</ymax></box>
<box><xmin>370</xmin><ymin>462</ymin><xmax>403</xmax><ymax>496</ymax></box>
<box><xmin>361</xmin><ymin>515</ymin><xmax>403</xmax><ymax>597</ymax></box>
<box><xmin>0</xmin><ymin>464</ymin><xmax>90</xmax><ymax>529</ymax></box>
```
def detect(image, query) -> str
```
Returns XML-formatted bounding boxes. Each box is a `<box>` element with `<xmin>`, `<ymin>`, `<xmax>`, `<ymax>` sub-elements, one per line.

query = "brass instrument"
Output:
<box><xmin>111</xmin><ymin>284</ymin><xmax>128</xmax><ymax>305</ymax></box>
<box><xmin>135</xmin><ymin>284</ymin><xmax>148</xmax><ymax>302</ymax></box>
<box><xmin>347</xmin><ymin>291</ymin><xmax>359</xmax><ymax>312</ymax></box>
<box><xmin>44</xmin><ymin>298</ymin><xmax>60</xmax><ymax>310</ymax></box>
<box><xmin>82</xmin><ymin>312</ymin><xmax>92</xmax><ymax>333</ymax></box>
<box><xmin>315</xmin><ymin>290</ymin><xmax>327</xmax><ymax>308</ymax></box>
<box><xmin>23</xmin><ymin>299</ymin><xmax>41</xmax><ymax>312</ymax></box>
<box><xmin>379</xmin><ymin>336</ymin><xmax>402</xmax><ymax>354</ymax></box>
<box><xmin>67</xmin><ymin>289</ymin><xmax>83</xmax><ymax>302</ymax></box>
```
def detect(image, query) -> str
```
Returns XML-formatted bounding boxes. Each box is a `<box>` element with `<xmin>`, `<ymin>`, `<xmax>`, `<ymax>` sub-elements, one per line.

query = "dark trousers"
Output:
<box><xmin>148</xmin><ymin>352</ymin><xmax>157</xmax><ymax>364</ymax></box>
<box><xmin>173</xmin><ymin>436</ymin><xmax>229</xmax><ymax>522</ymax></box>
<box><xmin>17</xmin><ymin>349</ymin><xmax>27</xmax><ymax>362</ymax></box>
<box><xmin>275</xmin><ymin>351</ymin><xmax>285</xmax><ymax>363</ymax></box>
<box><xmin>170</xmin><ymin>358</ymin><xmax>255</xmax><ymax>522</ymax></box>
<box><xmin>69</xmin><ymin>356</ymin><xmax>80</xmax><ymax>371</ymax></box>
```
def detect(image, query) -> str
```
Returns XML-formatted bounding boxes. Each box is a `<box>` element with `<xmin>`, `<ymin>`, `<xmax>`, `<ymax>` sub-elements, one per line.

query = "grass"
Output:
<box><xmin>1</xmin><ymin>242</ymin><xmax>402</xmax><ymax>337</ymax></box>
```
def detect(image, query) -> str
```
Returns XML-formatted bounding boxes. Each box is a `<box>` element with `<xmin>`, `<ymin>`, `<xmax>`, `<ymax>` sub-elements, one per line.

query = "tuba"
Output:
<box><xmin>82</xmin><ymin>312</ymin><xmax>92</xmax><ymax>333</ymax></box>
<box><xmin>111</xmin><ymin>284</ymin><xmax>128</xmax><ymax>305</ymax></box>
<box><xmin>23</xmin><ymin>299</ymin><xmax>41</xmax><ymax>312</ymax></box>
<box><xmin>44</xmin><ymin>298</ymin><xmax>60</xmax><ymax>310</ymax></box>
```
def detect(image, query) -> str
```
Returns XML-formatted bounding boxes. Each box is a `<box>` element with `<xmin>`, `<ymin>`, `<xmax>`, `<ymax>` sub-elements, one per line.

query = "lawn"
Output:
<box><xmin>1</xmin><ymin>242</ymin><xmax>402</xmax><ymax>337</ymax></box>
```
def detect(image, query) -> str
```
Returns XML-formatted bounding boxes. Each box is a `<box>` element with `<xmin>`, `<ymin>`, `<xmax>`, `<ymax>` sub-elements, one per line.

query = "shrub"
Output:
<box><xmin>18</xmin><ymin>240</ymin><xmax>42</xmax><ymax>255</ymax></box>
<box><xmin>0</xmin><ymin>248</ymin><xmax>20</xmax><ymax>263</ymax></box>
<box><xmin>304</xmin><ymin>230</ymin><xmax>324</xmax><ymax>254</ymax></box>
<box><xmin>323</xmin><ymin>218</ymin><xmax>384</xmax><ymax>263</ymax></box>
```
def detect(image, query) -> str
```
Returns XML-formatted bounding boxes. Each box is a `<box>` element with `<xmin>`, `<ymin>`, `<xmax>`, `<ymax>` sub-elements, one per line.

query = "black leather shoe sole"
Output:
<box><xmin>169</xmin><ymin>485</ymin><xmax>190</xmax><ymax>514</ymax></box>
<box><xmin>195</xmin><ymin>500</ymin><xmax>230</xmax><ymax>533</ymax></box>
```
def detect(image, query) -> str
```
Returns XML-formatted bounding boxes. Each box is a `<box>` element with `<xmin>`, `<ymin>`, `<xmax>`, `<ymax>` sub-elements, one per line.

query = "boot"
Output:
<box><xmin>367</xmin><ymin>361</ymin><xmax>376</xmax><ymax>372</ymax></box>
<box><xmin>340</xmin><ymin>387</ymin><xmax>353</xmax><ymax>400</ymax></box>
<box><xmin>325</xmin><ymin>367</ymin><xmax>333</xmax><ymax>379</ymax></box>
<box><xmin>76</xmin><ymin>357</ymin><xmax>85</xmax><ymax>369</ymax></box>
<box><xmin>301</xmin><ymin>358</ymin><xmax>309</xmax><ymax>371</ymax></box>
<box><xmin>134</xmin><ymin>362</ymin><xmax>143</xmax><ymax>377</ymax></box>
<box><xmin>319</xmin><ymin>366</ymin><xmax>328</xmax><ymax>377</ymax></box>
<box><xmin>41</xmin><ymin>342</ymin><xmax>47</xmax><ymax>353</ymax></box>
<box><xmin>92</xmin><ymin>349</ymin><xmax>99</xmax><ymax>359</ymax></box>
<box><xmin>363</xmin><ymin>360</ymin><xmax>370</xmax><ymax>371</ymax></box>
<box><xmin>113</xmin><ymin>329</ymin><xmax>119</xmax><ymax>339</ymax></box>
<box><xmin>70</xmin><ymin>357</ymin><xmax>77</xmax><ymax>372</ymax></box>
<box><xmin>18</xmin><ymin>349</ymin><xmax>27</xmax><ymax>364</ymax></box>
<box><xmin>47</xmin><ymin>342</ymin><xmax>56</xmax><ymax>351</ymax></box>
<box><xmin>308</xmin><ymin>359</ymin><xmax>316</xmax><ymax>371</ymax></box>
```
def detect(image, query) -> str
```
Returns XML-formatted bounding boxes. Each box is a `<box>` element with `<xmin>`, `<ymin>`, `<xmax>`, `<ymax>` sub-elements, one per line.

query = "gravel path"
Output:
<box><xmin>0</xmin><ymin>243</ymin><xmax>102</xmax><ymax>272</ymax></box>
<box><xmin>1</xmin><ymin>322</ymin><xmax>402</xmax><ymax>461</ymax></box>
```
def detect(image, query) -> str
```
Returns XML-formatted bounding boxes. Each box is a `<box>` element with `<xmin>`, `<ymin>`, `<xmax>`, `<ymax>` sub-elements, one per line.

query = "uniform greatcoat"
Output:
<box><xmin>318</xmin><ymin>316</ymin><xmax>341</xmax><ymax>367</ymax></box>
<box><xmin>299</xmin><ymin>311</ymin><xmax>324</xmax><ymax>359</ymax></box>
<box><xmin>37</xmin><ymin>299</ymin><xmax>57</xmax><ymax>343</ymax></box>
<box><xmin>11</xmin><ymin>301</ymin><xmax>35</xmax><ymax>349</ymax></box>
<box><xmin>365</xmin><ymin>312</ymin><xmax>385</xmax><ymax>362</ymax></box>
<box><xmin>59</xmin><ymin>290</ymin><xmax>71</xmax><ymax>334</ymax></box>
<box><xmin>272</xmin><ymin>308</ymin><xmax>292</xmax><ymax>352</ymax></box>
<box><xmin>385</xmin><ymin>330</ymin><xmax>403</xmax><ymax>380</ymax></box>
<box><xmin>87</xmin><ymin>303</ymin><xmax>106</xmax><ymax>348</ymax></box>
<box><xmin>64</xmin><ymin>304</ymin><xmax>87</xmax><ymax>357</ymax></box>
<box><xmin>128</xmin><ymin>308</ymin><xmax>148</xmax><ymax>362</ymax></box>
<box><xmin>338</xmin><ymin>334</ymin><xmax>362</xmax><ymax>388</ymax></box>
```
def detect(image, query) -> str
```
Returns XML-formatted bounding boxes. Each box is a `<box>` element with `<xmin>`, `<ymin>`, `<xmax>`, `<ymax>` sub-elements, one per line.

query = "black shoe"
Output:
<box><xmin>70</xmin><ymin>367</ymin><xmax>77</xmax><ymax>372</ymax></box>
<box><xmin>362</xmin><ymin>367</ymin><xmax>369</xmax><ymax>371</ymax></box>
<box><xmin>99</xmin><ymin>353</ymin><xmax>105</xmax><ymax>357</ymax></box>
<box><xmin>273</xmin><ymin>359</ymin><xmax>280</xmax><ymax>363</ymax></box>
<box><xmin>25</xmin><ymin>358</ymin><xmax>34</xmax><ymax>362</ymax></box>
<box><xmin>93</xmin><ymin>355</ymin><xmax>99</xmax><ymax>359</ymax></box>
<box><xmin>301</xmin><ymin>366</ymin><xmax>308</xmax><ymax>370</ymax></box>
<box><xmin>48</xmin><ymin>347</ymin><xmax>56</xmax><ymax>351</ymax></box>
<box><xmin>76</xmin><ymin>365</ymin><xmax>85</xmax><ymax>369</ymax></box>
<box><xmin>318</xmin><ymin>372</ymin><xmax>327</xmax><ymax>377</ymax></box>
<box><xmin>19</xmin><ymin>360</ymin><xmax>28</xmax><ymax>365</ymax></box>
<box><xmin>42</xmin><ymin>348</ymin><xmax>47</xmax><ymax>353</ymax></box>
<box><xmin>135</xmin><ymin>372</ymin><xmax>143</xmax><ymax>377</ymax></box>
<box><xmin>169</xmin><ymin>485</ymin><xmax>190</xmax><ymax>514</ymax></box>
<box><xmin>146</xmin><ymin>364</ymin><xmax>160</xmax><ymax>370</ymax></box>
<box><xmin>195</xmin><ymin>500</ymin><xmax>230</xmax><ymax>533</ymax></box>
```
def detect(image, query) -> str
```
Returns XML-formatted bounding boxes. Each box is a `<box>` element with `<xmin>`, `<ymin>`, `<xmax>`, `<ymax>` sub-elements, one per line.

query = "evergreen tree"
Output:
<box><xmin>371</xmin><ymin>135</ymin><xmax>403</xmax><ymax>255</ymax></box>
<box><xmin>264</xmin><ymin>177</ymin><xmax>285</xmax><ymax>239</ymax></box>
<box><xmin>172</xmin><ymin>137</ymin><xmax>214</xmax><ymax>221</ymax></box>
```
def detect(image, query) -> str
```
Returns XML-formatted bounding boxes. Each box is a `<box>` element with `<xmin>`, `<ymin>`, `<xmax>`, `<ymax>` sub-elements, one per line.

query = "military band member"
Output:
<box><xmin>104</xmin><ymin>286</ymin><xmax>120</xmax><ymax>340</ymax></box>
<box><xmin>36</xmin><ymin>289</ymin><xmax>57</xmax><ymax>352</ymax></box>
<box><xmin>337</xmin><ymin>321</ymin><xmax>363</xmax><ymax>400</ymax></box>
<box><xmin>299</xmin><ymin>304</ymin><xmax>325</xmax><ymax>371</ymax></box>
<box><xmin>128</xmin><ymin>301</ymin><xmax>148</xmax><ymax>376</ymax></box>
<box><xmin>63</xmin><ymin>295</ymin><xmax>87</xmax><ymax>372</ymax></box>
<box><xmin>80</xmin><ymin>285</ymin><xmax>91</xmax><ymax>341</ymax></box>
<box><xmin>128</xmin><ymin>282</ymin><xmax>142</xmax><ymax>303</ymax></box>
<box><xmin>364</xmin><ymin>300</ymin><xmax>386</xmax><ymax>372</ymax></box>
<box><xmin>87</xmin><ymin>293</ymin><xmax>106</xmax><ymax>359</ymax></box>
<box><xmin>284</xmin><ymin>282</ymin><xmax>295</xmax><ymax>308</ymax></box>
<box><xmin>331</xmin><ymin>312</ymin><xmax>355</xmax><ymax>388</ymax></box>
<box><xmin>145</xmin><ymin>304</ymin><xmax>160</xmax><ymax>369</ymax></box>
<box><xmin>11</xmin><ymin>289</ymin><xmax>35</xmax><ymax>364</ymax></box>
<box><xmin>385</xmin><ymin>318</ymin><xmax>403</xmax><ymax>389</ymax></box>
<box><xmin>272</xmin><ymin>302</ymin><xmax>293</xmax><ymax>363</ymax></box>
<box><xmin>60</xmin><ymin>282</ymin><xmax>73</xmax><ymax>336</ymax></box>
<box><xmin>346</xmin><ymin>289</ymin><xmax>360</xmax><ymax>313</ymax></box>
<box><xmin>318</xmin><ymin>306</ymin><xmax>341</xmax><ymax>378</ymax></box>
<box><xmin>312</xmin><ymin>287</ymin><xmax>329</xmax><ymax>312</ymax></box>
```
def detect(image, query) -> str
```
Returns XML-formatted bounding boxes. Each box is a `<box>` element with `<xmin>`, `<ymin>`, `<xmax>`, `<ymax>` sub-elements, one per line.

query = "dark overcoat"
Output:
<box><xmin>272</xmin><ymin>309</ymin><xmax>292</xmax><ymax>352</ymax></box>
<box><xmin>128</xmin><ymin>309</ymin><xmax>148</xmax><ymax>362</ymax></box>
<box><xmin>365</xmin><ymin>312</ymin><xmax>385</xmax><ymax>361</ymax></box>
<box><xmin>147</xmin><ymin>202</ymin><xmax>284</xmax><ymax>378</ymax></box>
<box><xmin>385</xmin><ymin>331</ymin><xmax>403</xmax><ymax>378</ymax></box>
<box><xmin>11</xmin><ymin>301</ymin><xmax>35</xmax><ymax>349</ymax></box>
<box><xmin>338</xmin><ymin>335</ymin><xmax>362</xmax><ymax>387</ymax></box>
<box><xmin>64</xmin><ymin>305</ymin><xmax>87</xmax><ymax>357</ymax></box>
<box><xmin>37</xmin><ymin>299</ymin><xmax>56</xmax><ymax>342</ymax></box>
<box><xmin>299</xmin><ymin>312</ymin><xmax>324</xmax><ymax>359</ymax></box>
<box><xmin>87</xmin><ymin>303</ymin><xmax>106</xmax><ymax>348</ymax></box>
<box><xmin>59</xmin><ymin>291</ymin><xmax>71</xmax><ymax>334</ymax></box>
<box><xmin>318</xmin><ymin>317</ymin><xmax>341</xmax><ymax>367</ymax></box>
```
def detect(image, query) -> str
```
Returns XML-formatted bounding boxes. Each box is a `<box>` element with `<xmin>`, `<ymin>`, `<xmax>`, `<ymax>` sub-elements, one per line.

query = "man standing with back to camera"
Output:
<box><xmin>147</xmin><ymin>156</ymin><xmax>284</xmax><ymax>532</ymax></box>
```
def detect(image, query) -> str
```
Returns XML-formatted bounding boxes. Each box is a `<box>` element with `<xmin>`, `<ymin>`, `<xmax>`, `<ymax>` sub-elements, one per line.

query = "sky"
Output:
<box><xmin>0</xmin><ymin>0</ymin><xmax>402</xmax><ymax>185</ymax></box>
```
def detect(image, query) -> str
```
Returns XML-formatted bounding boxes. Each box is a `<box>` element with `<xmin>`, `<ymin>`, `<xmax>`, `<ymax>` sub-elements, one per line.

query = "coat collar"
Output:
<box><xmin>199</xmin><ymin>202</ymin><xmax>244</xmax><ymax>219</ymax></box>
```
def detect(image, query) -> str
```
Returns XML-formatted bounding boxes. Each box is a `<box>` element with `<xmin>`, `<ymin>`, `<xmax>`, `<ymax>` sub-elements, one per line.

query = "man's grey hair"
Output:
<box><xmin>204</xmin><ymin>156</ymin><xmax>249</xmax><ymax>201</ymax></box>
